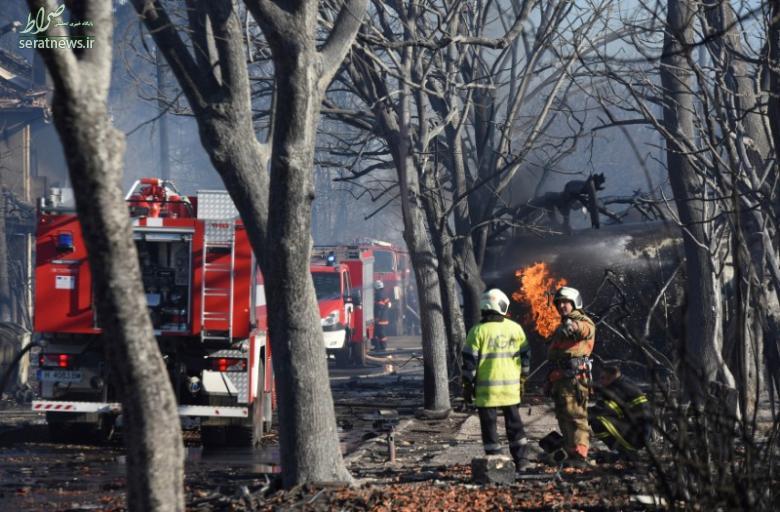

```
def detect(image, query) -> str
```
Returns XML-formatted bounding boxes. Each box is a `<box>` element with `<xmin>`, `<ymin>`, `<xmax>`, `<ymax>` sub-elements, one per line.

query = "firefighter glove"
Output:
<box><xmin>462</xmin><ymin>380</ymin><xmax>475</xmax><ymax>403</ymax></box>
<box><xmin>560</xmin><ymin>318</ymin><xmax>578</xmax><ymax>339</ymax></box>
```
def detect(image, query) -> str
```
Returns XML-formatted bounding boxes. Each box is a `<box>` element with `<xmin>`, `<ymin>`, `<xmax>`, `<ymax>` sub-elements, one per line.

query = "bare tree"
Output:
<box><xmin>328</xmin><ymin>0</ymin><xmax>618</xmax><ymax>393</ymax></box>
<box><xmin>131</xmin><ymin>0</ymin><xmax>366</xmax><ymax>486</ymax></box>
<box><xmin>659</xmin><ymin>0</ymin><xmax>724</xmax><ymax>404</ymax></box>
<box><xmin>27</xmin><ymin>1</ymin><xmax>184</xmax><ymax>510</ymax></box>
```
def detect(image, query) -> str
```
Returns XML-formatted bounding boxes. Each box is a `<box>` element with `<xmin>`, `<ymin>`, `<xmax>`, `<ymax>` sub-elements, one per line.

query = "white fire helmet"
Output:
<box><xmin>554</xmin><ymin>286</ymin><xmax>583</xmax><ymax>309</ymax></box>
<box><xmin>480</xmin><ymin>288</ymin><xmax>510</xmax><ymax>316</ymax></box>
<box><xmin>374</xmin><ymin>280</ymin><xmax>384</xmax><ymax>290</ymax></box>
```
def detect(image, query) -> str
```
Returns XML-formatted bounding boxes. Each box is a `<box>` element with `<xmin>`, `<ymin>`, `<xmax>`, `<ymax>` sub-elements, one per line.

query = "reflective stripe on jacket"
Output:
<box><xmin>463</xmin><ymin>317</ymin><xmax>529</xmax><ymax>407</ymax></box>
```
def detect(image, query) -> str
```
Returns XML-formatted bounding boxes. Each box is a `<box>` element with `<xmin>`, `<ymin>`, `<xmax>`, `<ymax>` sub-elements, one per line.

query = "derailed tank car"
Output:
<box><xmin>484</xmin><ymin>222</ymin><xmax>685</xmax><ymax>378</ymax></box>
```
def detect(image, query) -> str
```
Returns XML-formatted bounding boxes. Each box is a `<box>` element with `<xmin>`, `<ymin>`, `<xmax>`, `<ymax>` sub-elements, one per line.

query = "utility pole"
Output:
<box><xmin>156</xmin><ymin>47</ymin><xmax>170</xmax><ymax>180</ymax></box>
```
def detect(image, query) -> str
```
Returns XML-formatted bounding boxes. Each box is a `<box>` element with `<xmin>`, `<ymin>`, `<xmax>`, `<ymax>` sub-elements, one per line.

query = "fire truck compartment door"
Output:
<box><xmin>201</xmin><ymin>370</ymin><xmax>249</xmax><ymax>403</ymax></box>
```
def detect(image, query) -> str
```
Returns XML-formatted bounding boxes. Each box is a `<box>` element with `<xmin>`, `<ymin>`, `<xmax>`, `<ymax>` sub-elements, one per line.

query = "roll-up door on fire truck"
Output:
<box><xmin>35</xmin><ymin>217</ymin><xmax>95</xmax><ymax>334</ymax></box>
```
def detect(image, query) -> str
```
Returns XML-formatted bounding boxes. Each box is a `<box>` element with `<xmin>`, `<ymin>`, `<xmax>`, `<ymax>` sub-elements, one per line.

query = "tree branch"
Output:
<box><xmin>130</xmin><ymin>0</ymin><xmax>216</xmax><ymax>109</ymax></box>
<box><xmin>319</xmin><ymin>0</ymin><xmax>368</xmax><ymax>94</ymax></box>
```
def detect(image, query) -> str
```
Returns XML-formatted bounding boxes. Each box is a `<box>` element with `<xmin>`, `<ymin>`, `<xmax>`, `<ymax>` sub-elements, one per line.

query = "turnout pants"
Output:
<box><xmin>552</xmin><ymin>377</ymin><xmax>590</xmax><ymax>458</ymax></box>
<box><xmin>590</xmin><ymin>413</ymin><xmax>649</xmax><ymax>455</ymax></box>
<box><xmin>477</xmin><ymin>405</ymin><xmax>528</xmax><ymax>466</ymax></box>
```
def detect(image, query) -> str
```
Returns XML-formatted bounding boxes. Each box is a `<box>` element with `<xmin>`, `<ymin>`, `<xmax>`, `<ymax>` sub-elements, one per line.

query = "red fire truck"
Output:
<box><xmin>353</xmin><ymin>239</ymin><xmax>412</xmax><ymax>335</ymax></box>
<box><xmin>32</xmin><ymin>179</ymin><xmax>273</xmax><ymax>445</ymax></box>
<box><xmin>311</xmin><ymin>247</ymin><xmax>375</xmax><ymax>367</ymax></box>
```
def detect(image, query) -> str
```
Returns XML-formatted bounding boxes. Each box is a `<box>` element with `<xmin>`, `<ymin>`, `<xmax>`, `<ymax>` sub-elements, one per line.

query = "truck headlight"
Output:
<box><xmin>321</xmin><ymin>311</ymin><xmax>340</xmax><ymax>331</ymax></box>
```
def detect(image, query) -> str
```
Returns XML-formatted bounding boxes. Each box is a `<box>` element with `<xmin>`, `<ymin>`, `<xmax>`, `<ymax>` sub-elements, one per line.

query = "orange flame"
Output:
<box><xmin>512</xmin><ymin>262</ymin><xmax>567</xmax><ymax>337</ymax></box>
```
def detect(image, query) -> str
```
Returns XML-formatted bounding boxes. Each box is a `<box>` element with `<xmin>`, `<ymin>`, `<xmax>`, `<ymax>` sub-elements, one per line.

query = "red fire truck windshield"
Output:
<box><xmin>374</xmin><ymin>251</ymin><xmax>394</xmax><ymax>273</ymax></box>
<box><xmin>312</xmin><ymin>272</ymin><xmax>341</xmax><ymax>300</ymax></box>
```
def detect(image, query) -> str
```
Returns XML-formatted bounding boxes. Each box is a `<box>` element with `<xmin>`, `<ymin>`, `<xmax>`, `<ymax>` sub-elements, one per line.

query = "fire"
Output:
<box><xmin>512</xmin><ymin>262</ymin><xmax>567</xmax><ymax>337</ymax></box>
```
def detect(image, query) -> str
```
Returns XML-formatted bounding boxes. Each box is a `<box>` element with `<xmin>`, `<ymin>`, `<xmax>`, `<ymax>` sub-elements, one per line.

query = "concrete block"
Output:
<box><xmin>470</xmin><ymin>454</ymin><xmax>515</xmax><ymax>485</ymax></box>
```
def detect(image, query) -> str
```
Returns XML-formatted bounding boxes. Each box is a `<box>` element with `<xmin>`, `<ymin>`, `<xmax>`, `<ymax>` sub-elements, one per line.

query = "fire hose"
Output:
<box><xmin>0</xmin><ymin>340</ymin><xmax>41</xmax><ymax>399</ymax></box>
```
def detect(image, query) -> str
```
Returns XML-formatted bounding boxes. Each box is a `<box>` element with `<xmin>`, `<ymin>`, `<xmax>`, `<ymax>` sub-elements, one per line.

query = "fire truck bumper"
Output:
<box><xmin>32</xmin><ymin>400</ymin><xmax>248</xmax><ymax>418</ymax></box>
<box><xmin>322</xmin><ymin>328</ymin><xmax>347</xmax><ymax>350</ymax></box>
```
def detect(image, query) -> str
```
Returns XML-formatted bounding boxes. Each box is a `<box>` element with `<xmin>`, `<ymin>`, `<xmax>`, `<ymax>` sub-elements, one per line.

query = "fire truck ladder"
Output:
<box><xmin>200</xmin><ymin>219</ymin><xmax>235</xmax><ymax>343</ymax></box>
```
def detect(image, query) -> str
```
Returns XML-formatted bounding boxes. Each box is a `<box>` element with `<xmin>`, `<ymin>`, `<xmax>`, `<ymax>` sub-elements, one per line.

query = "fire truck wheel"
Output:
<box><xmin>47</xmin><ymin>420</ymin><xmax>74</xmax><ymax>443</ymax></box>
<box><xmin>334</xmin><ymin>330</ymin><xmax>352</xmax><ymax>368</ymax></box>
<box><xmin>46</xmin><ymin>413</ymin><xmax>115</xmax><ymax>445</ymax></box>
<box><xmin>335</xmin><ymin>345</ymin><xmax>351</xmax><ymax>368</ymax></box>
<box><xmin>351</xmin><ymin>339</ymin><xmax>366</xmax><ymax>367</ymax></box>
<box><xmin>200</xmin><ymin>426</ymin><xmax>227</xmax><ymax>448</ymax></box>
<box><xmin>224</xmin><ymin>426</ymin><xmax>253</xmax><ymax>447</ymax></box>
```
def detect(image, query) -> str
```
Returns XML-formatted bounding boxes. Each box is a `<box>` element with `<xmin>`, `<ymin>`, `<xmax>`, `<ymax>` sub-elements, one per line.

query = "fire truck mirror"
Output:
<box><xmin>350</xmin><ymin>289</ymin><xmax>362</xmax><ymax>307</ymax></box>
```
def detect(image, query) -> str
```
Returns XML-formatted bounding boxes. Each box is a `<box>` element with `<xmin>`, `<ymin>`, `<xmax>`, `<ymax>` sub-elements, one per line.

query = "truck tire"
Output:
<box><xmin>225</xmin><ymin>425</ymin><xmax>253</xmax><ymax>447</ymax></box>
<box><xmin>46</xmin><ymin>412</ymin><xmax>115</xmax><ymax>445</ymax></box>
<box><xmin>335</xmin><ymin>330</ymin><xmax>351</xmax><ymax>368</ymax></box>
<box><xmin>47</xmin><ymin>420</ymin><xmax>75</xmax><ymax>443</ymax></box>
<box><xmin>351</xmin><ymin>338</ymin><xmax>366</xmax><ymax>367</ymax></box>
<box><xmin>201</xmin><ymin>426</ymin><xmax>227</xmax><ymax>448</ymax></box>
<box><xmin>335</xmin><ymin>346</ymin><xmax>350</xmax><ymax>367</ymax></box>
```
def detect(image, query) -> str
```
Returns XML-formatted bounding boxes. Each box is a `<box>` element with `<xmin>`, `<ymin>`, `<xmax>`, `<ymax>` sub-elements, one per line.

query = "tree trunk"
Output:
<box><xmin>136</xmin><ymin>0</ymin><xmax>366</xmax><ymax>487</ymax></box>
<box><xmin>397</xmin><ymin>58</ymin><xmax>450</xmax><ymax>413</ymax></box>
<box><xmin>0</xmin><ymin>189</ymin><xmax>10</xmax><ymax>323</ymax></box>
<box><xmin>661</xmin><ymin>0</ymin><xmax>722</xmax><ymax>403</ymax></box>
<box><xmin>244</xmin><ymin>0</ymin><xmax>366</xmax><ymax>487</ymax></box>
<box><xmin>262</xmin><ymin>50</ymin><xmax>351</xmax><ymax>489</ymax></box>
<box><xmin>447</xmin><ymin>130</ymin><xmax>484</xmax><ymax>332</ymax></box>
<box><xmin>420</xmin><ymin>167</ymin><xmax>466</xmax><ymax>391</ymax></box>
<box><xmin>704</xmin><ymin>0</ymin><xmax>776</xmax><ymax>417</ymax></box>
<box><xmin>403</xmin><ymin>194</ymin><xmax>451</xmax><ymax>412</ymax></box>
<box><xmin>344</xmin><ymin>40</ymin><xmax>452</xmax><ymax>414</ymax></box>
<box><xmin>768</xmin><ymin>1</ymin><xmax>780</xmax><ymax>169</ymax></box>
<box><xmin>31</xmin><ymin>2</ymin><xmax>184</xmax><ymax>510</ymax></box>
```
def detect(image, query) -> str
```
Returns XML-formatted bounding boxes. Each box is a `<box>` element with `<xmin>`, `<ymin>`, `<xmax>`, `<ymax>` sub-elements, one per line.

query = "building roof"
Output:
<box><xmin>0</xmin><ymin>48</ymin><xmax>47</xmax><ymax>109</ymax></box>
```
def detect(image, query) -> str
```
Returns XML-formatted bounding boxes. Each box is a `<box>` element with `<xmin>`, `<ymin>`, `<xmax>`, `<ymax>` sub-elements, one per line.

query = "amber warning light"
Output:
<box><xmin>512</xmin><ymin>262</ymin><xmax>567</xmax><ymax>337</ymax></box>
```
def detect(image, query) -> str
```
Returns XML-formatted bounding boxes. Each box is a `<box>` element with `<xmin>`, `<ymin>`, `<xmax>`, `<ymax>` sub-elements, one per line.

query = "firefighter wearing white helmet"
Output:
<box><xmin>545</xmin><ymin>285</ymin><xmax>596</xmax><ymax>469</ymax></box>
<box><xmin>554</xmin><ymin>286</ymin><xmax>582</xmax><ymax>309</ymax></box>
<box><xmin>372</xmin><ymin>280</ymin><xmax>391</xmax><ymax>351</ymax></box>
<box><xmin>462</xmin><ymin>288</ymin><xmax>532</xmax><ymax>475</ymax></box>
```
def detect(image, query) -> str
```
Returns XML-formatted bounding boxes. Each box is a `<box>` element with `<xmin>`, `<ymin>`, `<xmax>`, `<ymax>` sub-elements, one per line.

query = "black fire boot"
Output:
<box><xmin>514</xmin><ymin>457</ymin><xmax>531</xmax><ymax>477</ymax></box>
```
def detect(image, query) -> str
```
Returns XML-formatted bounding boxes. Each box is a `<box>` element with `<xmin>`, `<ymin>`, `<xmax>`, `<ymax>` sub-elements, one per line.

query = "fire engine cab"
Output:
<box><xmin>311</xmin><ymin>247</ymin><xmax>374</xmax><ymax>367</ymax></box>
<box><xmin>32</xmin><ymin>179</ymin><xmax>273</xmax><ymax>445</ymax></box>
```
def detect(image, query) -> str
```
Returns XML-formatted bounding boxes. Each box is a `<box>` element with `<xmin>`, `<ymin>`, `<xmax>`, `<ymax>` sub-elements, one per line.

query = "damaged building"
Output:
<box><xmin>0</xmin><ymin>45</ymin><xmax>68</xmax><ymax>389</ymax></box>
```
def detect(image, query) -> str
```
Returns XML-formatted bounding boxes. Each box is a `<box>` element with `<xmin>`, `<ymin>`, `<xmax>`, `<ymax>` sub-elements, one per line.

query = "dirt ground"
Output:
<box><xmin>0</xmin><ymin>338</ymin><xmax>662</xmax><ymax>511</ymax></box>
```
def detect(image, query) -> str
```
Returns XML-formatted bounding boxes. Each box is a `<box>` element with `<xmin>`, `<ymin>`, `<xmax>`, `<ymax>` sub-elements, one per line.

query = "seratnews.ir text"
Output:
<box><xmin>19</xmin><ymin>37</ymin><xmax>95</xmax><ymax>50</ymax></box>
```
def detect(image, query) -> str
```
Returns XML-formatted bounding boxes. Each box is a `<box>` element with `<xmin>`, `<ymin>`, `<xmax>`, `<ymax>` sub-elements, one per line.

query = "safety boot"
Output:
<box><xmin>514</xmin><ymin>458</ymin><xmax>532</xmax><ymax>478</ymax></box>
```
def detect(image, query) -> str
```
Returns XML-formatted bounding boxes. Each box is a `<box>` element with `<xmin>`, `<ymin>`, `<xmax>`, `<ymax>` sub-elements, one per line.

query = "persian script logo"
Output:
<box><xmin>18</xmin><ymin>4</ymin><xmax>95</xmax><ymax>50</ymax></box>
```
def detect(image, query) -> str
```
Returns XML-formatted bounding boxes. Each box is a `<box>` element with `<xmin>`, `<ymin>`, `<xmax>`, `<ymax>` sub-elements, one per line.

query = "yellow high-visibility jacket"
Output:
<box><xmin>462</xmin><ymin>316</ymin><xmax>529</xmax><ymax>407</ymax></box>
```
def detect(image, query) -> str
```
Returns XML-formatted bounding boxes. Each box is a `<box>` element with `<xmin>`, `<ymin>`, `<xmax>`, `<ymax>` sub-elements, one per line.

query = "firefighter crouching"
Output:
<box><xmin>546</xmin><ymin>286</ymin><xmax>595</xmax><ymax>468</ymax></box>
<box><xmin>373</xmin><ymin>280</ymin><xmax>391</xmax><ymax>351</ymax></box>
<box><xmin>462</xmin><ymin>289</ymin><xmax>532</xmax><ymax>474</ymax></box>
<box><xmin>589</xmin><ymin>366</ymin><xmax>651</xmax><ymax>457</ymax></box>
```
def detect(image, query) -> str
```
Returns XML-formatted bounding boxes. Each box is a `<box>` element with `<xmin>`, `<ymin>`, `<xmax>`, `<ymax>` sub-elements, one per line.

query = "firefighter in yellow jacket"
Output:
<box><xmin>462</xmin><ymin>289</ymin><xmax>531</xmax><ymax>473</ymax></box>
<box><xmin>546</xmin><ymin>286</ymin><xmax>595</xmax><ymax>468</ymax></box>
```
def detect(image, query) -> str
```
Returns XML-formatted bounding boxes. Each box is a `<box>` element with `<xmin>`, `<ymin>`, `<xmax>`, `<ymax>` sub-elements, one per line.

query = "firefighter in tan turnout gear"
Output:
<box><xmin>546</xmin><ymin>286</ymin><xmax>596</xmax><ymax>468</ymax></box>
<box><xmin>372</xmin><ymin>280</ymin><xmax>391</xmax><ymax>350</ymax></box>
<box><xmin>462</xmin><ymin>289</ymin><xmax>532</xmax><ymax>474</ymax></box>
